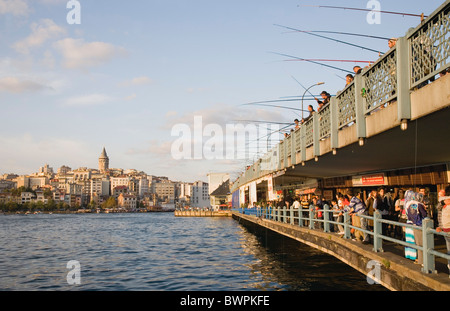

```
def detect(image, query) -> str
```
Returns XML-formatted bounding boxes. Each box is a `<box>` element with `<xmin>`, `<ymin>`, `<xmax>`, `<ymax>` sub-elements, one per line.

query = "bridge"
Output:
<box><xmin>229</xmin><ymin>1</ymin><xmax>450</xmax><ymax>291</ymax></box>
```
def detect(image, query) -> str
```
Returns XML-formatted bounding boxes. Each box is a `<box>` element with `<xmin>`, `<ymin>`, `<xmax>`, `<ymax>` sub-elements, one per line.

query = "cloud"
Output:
<box><xmin>53</xmin><ymin>38</ymin><xmax>128</xmax><ymax>70</ymax></box>
<box><xmin>0</xmin><ymin>133</ymin><xmax>92</xmax><ymax>175</ymax></box>
<box><xmin>63</xmin><ymin>93</ymin><xmax>115</xmax><ymax>107</ymax></box>
<box><xmin>0</xmin><ymin>76</ymin><xmax>50</xmax><ymax>93</ymax></box>
<box><xmin>0</xmin><ymin>0</ymin><xmax>28</xmax><ymax>16</ymax></box>
<box><xmin>164</xmin><ymin>103</ymin><xmax>287</xmax><ymax>129</ymax></box>
<box><xmin>124</xmin><ymin>93</ymin><xmax>136</xmax><ymax>101</ymax></box>
<box><xmin>118</xmin><ymin>76</ymin><xmax>153</xmax><ymax>87</ymax></box>
<box><xmin>13</xmin><ymin>19</ymin><xmax>66</xmax><ymax>54</ymax></box>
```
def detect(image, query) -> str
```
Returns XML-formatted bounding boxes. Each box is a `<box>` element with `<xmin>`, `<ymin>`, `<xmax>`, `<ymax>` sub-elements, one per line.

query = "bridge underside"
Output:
<box><xmin>280</xmin><ymin>106</ymin><xmax>450</xmax><ymax>180</ymax></box>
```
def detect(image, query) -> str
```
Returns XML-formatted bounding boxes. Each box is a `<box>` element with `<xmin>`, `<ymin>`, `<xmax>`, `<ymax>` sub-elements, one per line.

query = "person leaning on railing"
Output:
<box><xmin>345</xmin><ymin>189</ymin><xmax>370</xmax><ymax>245</ymax></box>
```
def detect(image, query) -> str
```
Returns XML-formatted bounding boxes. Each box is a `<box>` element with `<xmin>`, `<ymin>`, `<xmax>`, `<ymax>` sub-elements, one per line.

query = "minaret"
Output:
<box><xmin>99</xmin><ymin>147</ymin><xmax>109</xmax><ymax>172</ymax></box>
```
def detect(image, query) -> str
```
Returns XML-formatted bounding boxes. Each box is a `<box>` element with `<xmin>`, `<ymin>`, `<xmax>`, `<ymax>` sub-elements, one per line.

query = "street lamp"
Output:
<box><xmin>301</xmin><ymin>82</ymin><xmax>325</xmax><ymax>119</ymax></box>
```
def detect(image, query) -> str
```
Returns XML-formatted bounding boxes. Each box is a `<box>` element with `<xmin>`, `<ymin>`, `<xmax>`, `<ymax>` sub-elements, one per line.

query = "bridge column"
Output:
<box><xmin>396</xmin><ymin>36</ymin><xmax>412</xmax><ymax>125</ymax></box>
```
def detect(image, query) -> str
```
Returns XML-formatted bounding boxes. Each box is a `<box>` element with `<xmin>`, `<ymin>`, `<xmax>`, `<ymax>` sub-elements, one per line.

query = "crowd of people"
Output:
<box><xmin>250</xmin><ymin>185</ymin><xmax>450</xmax><ymax>271</ymax></box>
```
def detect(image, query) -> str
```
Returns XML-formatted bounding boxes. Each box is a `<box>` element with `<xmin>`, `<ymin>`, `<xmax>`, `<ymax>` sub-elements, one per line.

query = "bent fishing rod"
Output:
<box><xmin>301</xmin><ymin>5</ymin><xmax>428</xmax><ymax>19</ymax></box>
<box><xmin>274</xmin><ymin>24</ymin><xmax>383</xmax><ymax>55</ymax></box>
<box><xmin>271</xmin><ymin>51</ymin><xmax>354</xmax><ymax>74</ymax></box>
<box><xmin>282</xmin><ymin>29</ymin><xmax>391</xmax><ymax>41</ymax></box>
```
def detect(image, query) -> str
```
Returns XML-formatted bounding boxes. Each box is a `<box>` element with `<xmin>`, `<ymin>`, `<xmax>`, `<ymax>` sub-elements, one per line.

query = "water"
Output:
<box><xmin>0</xmin><ymin>213</ymin><xmax>385</xmax><ymax>291</ymax></box>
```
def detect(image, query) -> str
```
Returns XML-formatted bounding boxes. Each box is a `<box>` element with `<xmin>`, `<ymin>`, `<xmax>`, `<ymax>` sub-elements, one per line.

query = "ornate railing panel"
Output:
<box><xmin>304</xmin><ymin>117</ymin><xmax>314</xmax><ymax>147</ymax></box>
<box><xmin>294</xmin><ymin>128</ymin><xmax>301</xmax><ymax>153</ymax></box>
<box><xmin>337</xmin><ymin>82</ymin><xmax>356</xmax><ymax>129</ymax></box>
<box><xmin>409</xmin><ymin>2</ymin><xmax>450</xmax><ymax>88</ymax></box>
<box><xmin>363</xmin><ymin>48</ymin><xmax>398</xmax><ymax>114</ymax></box>
<box><xmin>318</xmin><ymin>103</ymin><xmax>331</xmax><ymax>139</ymax></box>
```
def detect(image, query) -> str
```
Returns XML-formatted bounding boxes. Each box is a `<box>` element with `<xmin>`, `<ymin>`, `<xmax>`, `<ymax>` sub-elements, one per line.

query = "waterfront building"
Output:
<box><xmin>190</xmin><ymin>181</ymin><xmax>210</xmax><ymax>208</ymax></box>
<box><xmin>118</xmin><ymin>193</ymin><xmax>137</xmax><ymax>211</ymax></box>
<box><xmin>21</xmin><ymin>192</ymin><xmax>35</xmax><ymax>204</ymax></box>
<box><xmin>153</xmin><ymin>179</ymin><xmax>177</xmax><ymax>204</ymax></box>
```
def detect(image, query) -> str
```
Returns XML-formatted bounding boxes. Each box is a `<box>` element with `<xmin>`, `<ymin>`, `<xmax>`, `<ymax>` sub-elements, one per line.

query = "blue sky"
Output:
<box><xmin>0</xmin><ymin>0</ymin><xmax>442</xmax><ymax>182</ymax></box>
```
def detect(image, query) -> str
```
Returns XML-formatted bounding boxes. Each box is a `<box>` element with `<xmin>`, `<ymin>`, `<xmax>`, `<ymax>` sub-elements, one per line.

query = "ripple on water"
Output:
<box><xmin>0</xmin><ymin>213</ymin><xmax>386</xmax><ymax>291</ymax></box>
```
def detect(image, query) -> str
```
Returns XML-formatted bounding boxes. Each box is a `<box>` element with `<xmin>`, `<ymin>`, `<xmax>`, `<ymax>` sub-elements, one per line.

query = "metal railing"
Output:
<box><xmin>233</xmin><ymin>206</ymin><xmax>450</xmax><ymax>275</ymax></box>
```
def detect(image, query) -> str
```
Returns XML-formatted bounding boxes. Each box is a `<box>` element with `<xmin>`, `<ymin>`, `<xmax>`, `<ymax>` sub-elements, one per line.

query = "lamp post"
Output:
<box><xmin>301</xmin><ymin>82</ymin><xmax>325</xmax><ymax>120</ymax></box>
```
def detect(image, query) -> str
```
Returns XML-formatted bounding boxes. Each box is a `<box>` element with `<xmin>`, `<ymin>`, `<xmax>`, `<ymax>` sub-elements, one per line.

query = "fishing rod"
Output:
<box><xmin>271</xmin><ymin>51</ymin><xmax>354</xmax><ymax>74</ymax></box>
<box><xmin>233</xmin><ymin>120</ymin><xmax>294</xmax><ymax>125</ymax></box>
<box><xmin>302</xmin><ymin>5</ymin><xmax>427</xmax><ymax>19</ymax></box>
<box><xmin>274</xmin><ymin>24</ymin><xmax>383</xmax><ymax>55</ymax></box>
<box><xmin>241</xmin><ymin>99</ymin><xmax>314</xmax><ymax>111</ymax></box>
<box><xmin>285</xmin><ymin>58</ymin><xmax>374</xmax><ymax>64</ymax></box>
<box><xmin>282</xmin><ymin>29</ymin><xmax>391</xmax><ymax>41</ymax></box>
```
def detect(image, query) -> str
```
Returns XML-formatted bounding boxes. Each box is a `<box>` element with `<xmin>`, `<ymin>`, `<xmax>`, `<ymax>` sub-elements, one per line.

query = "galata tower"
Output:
<box><xmin>99</xmin><ymin>147</ymin><xmax>109</xmax><ymax>172</ymax></box>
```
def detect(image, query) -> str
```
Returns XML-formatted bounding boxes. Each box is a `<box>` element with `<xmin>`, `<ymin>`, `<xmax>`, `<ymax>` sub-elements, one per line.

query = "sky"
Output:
<box><xmin>0</xmin><ymin>0</ymin><xmax>443</xmax><ymax>183</ymax></box>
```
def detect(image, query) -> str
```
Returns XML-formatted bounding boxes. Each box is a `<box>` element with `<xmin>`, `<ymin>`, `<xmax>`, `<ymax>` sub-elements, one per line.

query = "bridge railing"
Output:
<box><xmin>230</xmin><ymin>1</ymin><xmax>450</xmax><ymax>193</ymax></box>
<box><xmin>408</xmin><ymin>0</ymin><xmax>450</xmax><ymax>89</ymax></box>
<box><xmin>233</xmin><ymin>206</ymin><xmax>450</xmax><ymax>275</ymax></box>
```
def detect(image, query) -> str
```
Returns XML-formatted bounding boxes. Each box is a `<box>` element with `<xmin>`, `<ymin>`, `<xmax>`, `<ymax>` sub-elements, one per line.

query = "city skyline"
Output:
<box><xmin>0</xmin><ymin>0</ymin><xmax>439</xmax><ymax>183</ymax></box>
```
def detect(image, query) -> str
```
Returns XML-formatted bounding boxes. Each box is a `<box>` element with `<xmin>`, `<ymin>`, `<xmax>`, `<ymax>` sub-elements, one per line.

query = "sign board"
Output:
<box><xmin>352</xmin><ymin>174</ymin><xmax>387</xmax><ymax>187</ymax></box>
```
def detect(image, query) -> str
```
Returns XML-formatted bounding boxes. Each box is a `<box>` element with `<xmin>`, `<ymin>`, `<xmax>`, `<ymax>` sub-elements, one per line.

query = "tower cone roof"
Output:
<box><xmin>99</xmin><ymin>147</ymin><xmax>108</xmax><ymax>159</ymax></box>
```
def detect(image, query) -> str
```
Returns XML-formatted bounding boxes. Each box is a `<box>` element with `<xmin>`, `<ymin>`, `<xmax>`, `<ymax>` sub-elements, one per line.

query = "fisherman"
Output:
<box><xmin>345</xmin><ymin>74</ymin><xmax>354</xmax><ymax>86</ymax></box>
<box><xmin>388</xmin><ymin>38</ymin><xmax>397</xmax><ymax>49</ymax></box>
<box><xmin>353</xmin><ymin>66</ymin><xmax>362</xmax><ymax>74</ymax></box>
<box><xmin>315</xmin><ymin>91</ymin><xmax>331</xmax><ymax>111</ymax></box>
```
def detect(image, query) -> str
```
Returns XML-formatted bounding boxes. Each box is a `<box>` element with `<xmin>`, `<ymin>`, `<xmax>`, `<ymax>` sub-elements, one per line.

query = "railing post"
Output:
<box><xmin>300</xmin><ymin>122</ymin><xmax>306</xmax><ymax>163</ymax></box>
<box><xmin>396</xmin><ymin>36</ymin><xmax>411</xmax><ymax>123</ymax></box>
<box><xmin>290</xmin><ymin>205</ymin><xmax>294</xmax><ymax>225</ymax></box>
<box><xmin>291</xmin><ymin>130</ymin><xmax>298</xmax><ymax>166</ymax></box>
<box><xmin>344</xmin><ymin>212</ymin><xmax>351</xmax><ymax>239</ymax></box>
<box><xmin>312</xmin><ymin>113</ymin><xmax>320</xmax><ymax>158</ymax></box>
<box><xmin>309</xmin><ymin>207</ymin><xmax>314</xmax><ymax>230</ymax></box>
<box><xmin>422</xmin><ymin>218</ymin><xmax>435</xmax><ymax>274</ymax></box>
<box><xmin>373</xmin><ymin>210</ymin><xmax>383</xmax><ymax>252</ymax></box>
<box><xmin>324</xmin><ymin>204</ymin><xmax>330</xmax><ymax>233</ymax></box>
<box><xmin>283</xmin><ymin>205</ymin><xmax>287</xmax><ymax>223</ymax></box>
<box><xmin>330</xmin><ymin>97</ymin><xmax>339</xmax><ymax>150</ymax></box>
<box><xmin>354</xmin><ymin>73</ymin><xmax>366</xmax><ymax>141</ymax></box>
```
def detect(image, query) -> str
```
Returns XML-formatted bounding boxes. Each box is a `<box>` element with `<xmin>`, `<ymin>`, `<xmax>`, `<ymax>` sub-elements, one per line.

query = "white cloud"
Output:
<box><xmin>13</xmin><ymin>19</ymin><xmax>66</xmax><ymax>54</ymax></box>
<box><xmin>0</xmin><ymin>0</ymin><xmax>28</xmax><ymax>16</ymax></box>
<box><xmin>0</xmin><ymin>134</ymin><xmax>92</xmax><ymax>175</ymax></box>
<box><xmin>0</xmin><ymin>76</ymin><xmax>50</xmax><ymax>93</ymax></box>
<box><xmin>63</xmin><ymin>93</ymin><xmax>115</xmax><ymax>107</ymax></box>
<box><xmin>53</xmin><ymin>38</ymin><xmax>128</xmax><ymax>70</ymax></box>
<box><xmin>118</xmin><ymin>76</ymin><xmax>153</xmax><ymax>87</ymax></box>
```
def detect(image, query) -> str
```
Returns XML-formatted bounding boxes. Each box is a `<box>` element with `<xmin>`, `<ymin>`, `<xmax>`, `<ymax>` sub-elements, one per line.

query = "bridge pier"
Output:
<box><xmin>233</xmin><ymin>212</ymin><xmax>450</xmax><ymax>291</ymax></box>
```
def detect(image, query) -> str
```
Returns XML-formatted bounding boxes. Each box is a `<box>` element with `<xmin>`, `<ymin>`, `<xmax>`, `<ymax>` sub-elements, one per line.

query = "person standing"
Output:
<box><xmin>348</xmin><ymin>190</ymin><xmax>370</xmax><ymax>244</ymax></box>
<box><xmin>436</xmin><ymin>186</ymin><xmax>450</xmax><ymax>273</ymax></box>
<box><xmin>374</xmin><ymin>188</ymin><xmax>390</xmax><ymax>235</ymax></box>
<box><xmin>365</xmin><ymin>189</ymin><xmax>377</xmax><ymax>231</ymax></box>
<box><xmin>405</xmin><ymin>190</ymin><xmax>428</xmax><ymax>265</ymax></box>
